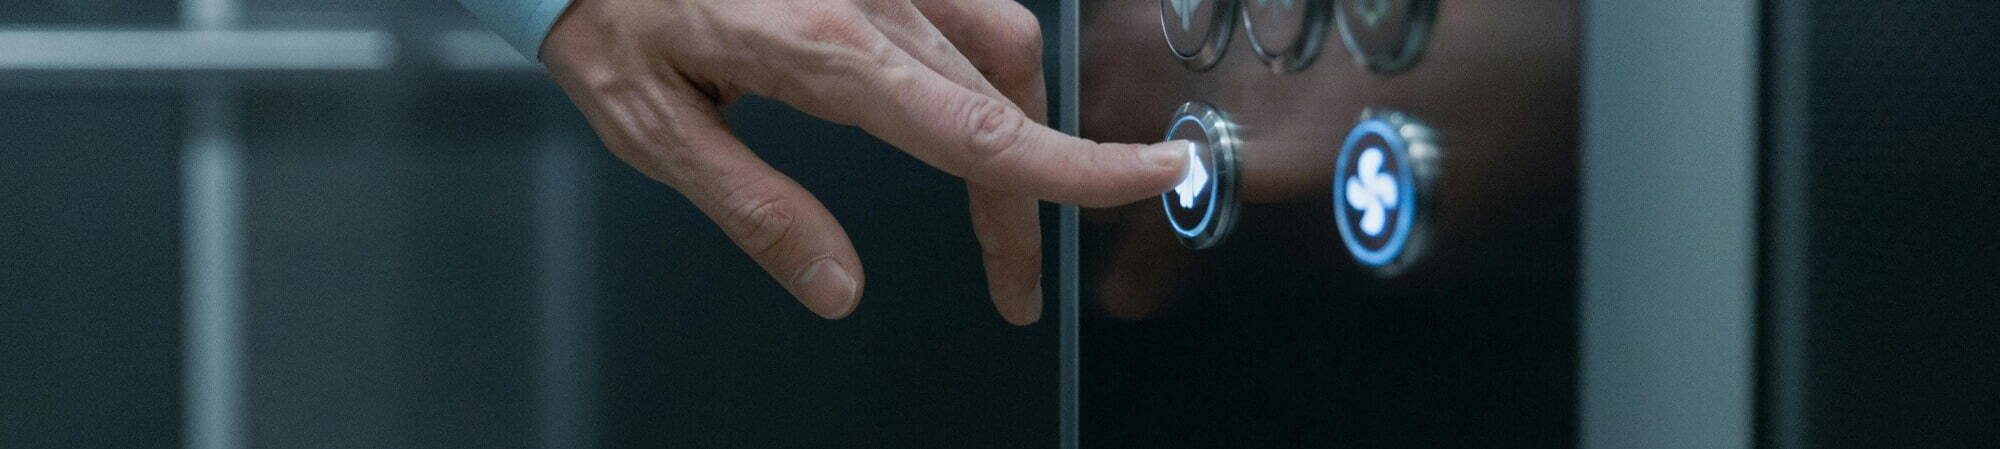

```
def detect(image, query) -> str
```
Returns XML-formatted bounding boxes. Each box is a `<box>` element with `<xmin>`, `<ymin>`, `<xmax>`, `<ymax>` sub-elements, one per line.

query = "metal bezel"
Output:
<box><xmin>1241</xmin><ymin>0</ymin><xmax>1333</xmax><ymax>73</ymax></box>
<box><xmin>1162</xmin><ymin>101</ymin><xmax>1242</xmax><ymax>250</ymax></box>
<box><xmin>1159</xmin><ymin>0</ymin><xmax>1240</xmax><ymax>72</ymax></box>
<box><xmin>1333</xmin><ymin>108</ymin><xmax>1439</xmax><ymax>277</ymax></box>
<box><xmin>1333</xmin><ymin>0</ymin><xmax>1437</xmax><ymax>74</ymax></box>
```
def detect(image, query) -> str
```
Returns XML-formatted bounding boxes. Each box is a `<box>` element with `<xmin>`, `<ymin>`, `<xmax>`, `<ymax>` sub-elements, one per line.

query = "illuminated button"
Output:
<box><xmin>1160</xmin><ymin>0</ymin><xmax>1238</xmax><ymax>71</ymax></box>
<box><xmin>1242</xmin><ymin>0</ymin><xmax>1330</xmax><ymax>72</ymax></box>
<box><xmin>1334</xmin><ymin>0</ymin><xmax>1436</xmax><ymax>74</ymax></box>
<box><xmin>1161</xmin><ymin>101</ymin><xmax>1241</xmax><ymax>249</ymax></box>
<box><xmin>1333</xmin><ymin>109</ymin><xmax>1437</xmax><ymax>275</ymax></box>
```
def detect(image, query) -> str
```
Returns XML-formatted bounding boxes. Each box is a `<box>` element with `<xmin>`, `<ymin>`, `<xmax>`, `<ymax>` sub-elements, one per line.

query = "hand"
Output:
<box><xmin>540</xmin><ymin>0</ymin><xmax>1190</xmax><ymax>324</ymax></box>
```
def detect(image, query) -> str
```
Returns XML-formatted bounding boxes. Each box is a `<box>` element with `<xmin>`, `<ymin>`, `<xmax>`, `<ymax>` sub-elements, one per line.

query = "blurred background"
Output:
<box><xmin>1</xmin><ymin>1</ymin><xmax>1065</xmax><ymax>448</ymax></box>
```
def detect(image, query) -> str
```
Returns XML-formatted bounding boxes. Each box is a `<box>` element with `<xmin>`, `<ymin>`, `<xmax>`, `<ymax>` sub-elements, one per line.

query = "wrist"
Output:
<box><xmin>540</xmin><ymin>0</ymin><xmax>607</xmax><ymax>70</ymax></box>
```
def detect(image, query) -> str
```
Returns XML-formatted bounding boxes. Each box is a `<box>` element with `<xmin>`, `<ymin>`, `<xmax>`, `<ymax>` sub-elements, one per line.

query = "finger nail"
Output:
<box><xmin>794</xmin><ymin>258</ymin><xmax>860</xmax><ymax>319</ymax></box>
<box><xmin>1139</xmin><ymin>141</ymin><xmax>1191</xmax><ymax>171</ymax></box>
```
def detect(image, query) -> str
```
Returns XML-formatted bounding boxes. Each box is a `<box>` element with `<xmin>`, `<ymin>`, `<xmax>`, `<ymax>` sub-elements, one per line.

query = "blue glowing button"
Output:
<box><xmin>1161</xmin><ymin>101</ymin><xmax>1240</xmax><ymax>249</ymax></box>
<box><xmin>1333</xmin><ymin>109</ymin><xmax>1437</xmax><ymax>275</ymax></box>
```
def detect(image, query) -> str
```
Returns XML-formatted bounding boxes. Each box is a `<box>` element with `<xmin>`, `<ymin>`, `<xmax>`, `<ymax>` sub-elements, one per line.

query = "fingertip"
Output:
<box><xmin>983</xmin><ymin>265</ymin><xmax>1042</xmax><ymax>326</ymax></box>
<box><xmin>1117</xmin><ymin>141</ymin><xmax>1195</xmax><ymax>203</ymax></box>
<box><xmin>1048</xmin><ymin>141</ymin><xmax>1194</xmax><ymax>208</ymax></box>
<box><xmin>997</xmin><ymin>283</ymin><xmax>1043</xmax><ymax>326</ymax></box>
<box><xmin>1139</xmin><ymin>140</ymin><xmax>1194</xmax><ymax>174</ymax></box>
<box><xmin>796</xmin><ymin>257</ymin><xmax>863</xmax><ymax>319</ymax></box>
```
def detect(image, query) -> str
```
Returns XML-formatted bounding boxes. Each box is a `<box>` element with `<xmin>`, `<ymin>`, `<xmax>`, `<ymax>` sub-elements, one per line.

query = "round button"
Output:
<box><xmin>1334</xmin><ymin>0</ymin><xmax>1436</xmax><ymax>74</ymax></box>
<box><xmin>1242</xmin><ymin>0</ymin><xmax>1331</xmax><ymax>73</ymax></box>
<box><xmin>1333</xmin><ymin>109</ymin><xmax>1437</xmax><ymax>275</ymax></box>
<box><xmin>1162</xmin><ymin>102</ymin><xmax>1241</xmax><ymax>249</ymax></box>
<box><xmin>1160</xmin><ymin>0</ymin><xmax>1239</xmax><ymax>71</ymax></box>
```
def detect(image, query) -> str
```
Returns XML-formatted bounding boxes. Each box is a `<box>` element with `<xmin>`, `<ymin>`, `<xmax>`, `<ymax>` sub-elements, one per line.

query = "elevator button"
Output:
<box><xmin>1243</xmin><ymin>0</ymin><xmax>1330</xmax><ymax>72</ymax></box>
<box><xmin>1333</xmin><ymin>109</ymin><xmax>1436</xmax><ymax>275</ymax></box>
<box><xmin>1334</xmin><ymin>0</ymin><xmax>1436</xmax><ymax>74</ymax></box>
<box><xmin>1162</xmin><ymin>102</ymin><xmax>1241</xmax><ymax>249</ymax></box>
<box><xmin>1160</xmin><ymin>0</ymin><xmax>1238</xmax><ymax>71</ymax></box>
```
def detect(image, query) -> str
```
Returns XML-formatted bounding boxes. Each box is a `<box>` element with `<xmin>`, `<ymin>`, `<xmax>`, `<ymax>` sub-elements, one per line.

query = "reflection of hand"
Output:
<box><xmin>1086</xmin><ymin>205</ymin><xmax>1193</xmax><ymax>320</ymax></box>
<box><xmin>541</xmin><ymin>0</ymin><xmax>1189</xmax><ymax>324</ymax></box>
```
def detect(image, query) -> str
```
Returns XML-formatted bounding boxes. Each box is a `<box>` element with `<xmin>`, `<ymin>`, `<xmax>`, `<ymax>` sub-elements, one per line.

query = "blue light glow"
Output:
<box><xmin>1162</xmin><ymin>115</ymin><xmax>1217</xmax><ymax>238</ymax></box>
<box><xmin>1334</xmin><ymin>118</ymin><xmax>1416</xmax><ymax>267</ymax></box>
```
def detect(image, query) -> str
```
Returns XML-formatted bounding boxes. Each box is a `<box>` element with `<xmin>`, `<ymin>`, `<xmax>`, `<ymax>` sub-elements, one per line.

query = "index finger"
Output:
<box><xmin>766</xmin><ymin>31</ymin><xmax>1189</xmax><ymax>207</ymax></box>
<box><xmin>876</xmin><ymin>56</ymin><xmax>1189</xmax><ymax>207</ymax></box>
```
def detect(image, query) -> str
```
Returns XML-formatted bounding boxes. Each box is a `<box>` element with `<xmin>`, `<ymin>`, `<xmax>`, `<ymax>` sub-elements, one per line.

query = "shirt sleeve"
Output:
<box><xmin>457</xmin><ymin>0</ymin><xmax>576</xmax><ymax>61</ymax></box>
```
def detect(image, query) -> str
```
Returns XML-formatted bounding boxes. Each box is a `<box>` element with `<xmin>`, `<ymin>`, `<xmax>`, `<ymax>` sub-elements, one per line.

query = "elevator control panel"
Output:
<box><xmin>1150</xmin><ymin>0</ymin><xmax>1442</xmax><ymax>270</ymax></box>
<box><xmin>1084</xmin><ymin>0</ymin><xmax>1580</xmax><ymax>446</ymax></box>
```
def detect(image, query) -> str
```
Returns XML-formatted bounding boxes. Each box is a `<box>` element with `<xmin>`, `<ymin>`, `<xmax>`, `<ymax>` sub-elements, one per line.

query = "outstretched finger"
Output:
<box><xmin>750</xmin><ymin>20</ymin><xmax>1188</xmax><ymax>208</ymax></box>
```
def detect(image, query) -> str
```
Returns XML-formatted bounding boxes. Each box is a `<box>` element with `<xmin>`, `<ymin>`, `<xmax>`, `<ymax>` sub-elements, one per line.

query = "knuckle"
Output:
<box><xmin>795</xmin><ymin>8</ymin><xmax>875</xmax><ymax>52</ymax></box>
<box><xmin>718</xmin><ymin>185</ymin><xmax>801</xmax><ymax>260</ymax></box>
<box><xmin>994</xmin><ymin>6</ymin><xmax>1046</xmax><ymax>59</ymax></box>
<box><xmin>971</xmin><ymin>6</ymin><xmax>1046</xmax><ymax>87</ymax></box>
<box><xmin>572</xmin><ymin>68</ymin><xmax>629</xmax><ymax>98</ymax></box>
<box><xmin>763</xmin><ymin>8</ymin><xmax>895</xmax><ymax>116</ymax></box>
<box><xmin>955</xmin><ymin>94</ymin><xmax>1030</xmax><ymax>175</ymax></box>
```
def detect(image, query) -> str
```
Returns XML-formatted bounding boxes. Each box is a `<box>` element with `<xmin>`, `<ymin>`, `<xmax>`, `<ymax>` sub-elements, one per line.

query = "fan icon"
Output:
<box><xmin>1343</xmin><ymin>146</ymin><xmax>1399</xmax><ymax>237</ymax></box>
<box><xmin>1335</xmin><ymin>112</ymin><xmax>1431</xmax><ymax>272</ymax></box>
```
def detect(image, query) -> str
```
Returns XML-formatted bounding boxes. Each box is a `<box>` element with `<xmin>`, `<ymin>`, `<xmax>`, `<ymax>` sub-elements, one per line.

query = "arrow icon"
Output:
<box><xmin>1174</xmin><ymin>141</ymin><xmax>1209</xmax><ymax>209</ymax></box>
